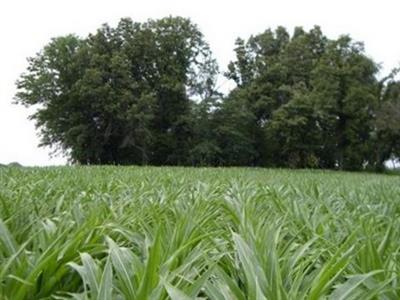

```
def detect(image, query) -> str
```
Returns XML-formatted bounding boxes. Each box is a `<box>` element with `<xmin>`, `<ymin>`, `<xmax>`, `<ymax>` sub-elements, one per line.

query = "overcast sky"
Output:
<box><xmin>0</xmin><ymin>0</ymin><xmax>399</xmax><ymax>166</ymax></box>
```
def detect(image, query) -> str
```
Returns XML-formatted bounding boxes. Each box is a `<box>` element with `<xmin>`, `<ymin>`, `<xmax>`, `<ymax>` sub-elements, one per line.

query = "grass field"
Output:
<box><xmin>0</xmin><ymin>167</ymin><xmax>399</xmax><ymax>299</ymax></box>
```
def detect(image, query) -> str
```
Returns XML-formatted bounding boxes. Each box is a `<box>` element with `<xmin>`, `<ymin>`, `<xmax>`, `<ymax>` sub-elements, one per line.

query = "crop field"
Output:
<box><xmin>0</xmin><ymin>167</ymin><xmax>399</xmax><ymax>299</ymax></box>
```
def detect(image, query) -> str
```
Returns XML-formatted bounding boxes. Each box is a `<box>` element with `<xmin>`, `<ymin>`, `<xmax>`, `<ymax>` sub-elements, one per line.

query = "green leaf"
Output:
<box><xmin>97</xmin><ymin>256</ymin><xmax>113</xmax><ymax>300</ymax></box>
<box><xmin>329</xmin><ymin>270</ymin><xmax>383</xmax><ymax>300</ymax></box>
<box><xmin>164</xmin><ymin>282</ymin><xmax>193</xmax><ymax>300</ymax></box>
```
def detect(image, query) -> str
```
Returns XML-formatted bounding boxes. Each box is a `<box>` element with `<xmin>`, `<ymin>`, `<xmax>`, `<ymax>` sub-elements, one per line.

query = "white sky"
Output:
<box><xmin>1</xmin><ymin>0</ymin><xmax>399</xmax><ymax>166</ymax></box>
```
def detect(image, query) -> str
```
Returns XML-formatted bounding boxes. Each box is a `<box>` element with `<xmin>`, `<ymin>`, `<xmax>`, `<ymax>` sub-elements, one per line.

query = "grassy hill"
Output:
<box><xmin>0</xmin><ymin>166</ymin><xmax>399</xmax><ymax>299</ymax></box>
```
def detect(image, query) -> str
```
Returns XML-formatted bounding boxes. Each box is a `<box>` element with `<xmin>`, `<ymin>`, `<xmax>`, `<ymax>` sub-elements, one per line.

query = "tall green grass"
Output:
<box><xmin>0</xmin><ymin>167</ymin><xmax>399</xmax><ymax>299</ymax></box>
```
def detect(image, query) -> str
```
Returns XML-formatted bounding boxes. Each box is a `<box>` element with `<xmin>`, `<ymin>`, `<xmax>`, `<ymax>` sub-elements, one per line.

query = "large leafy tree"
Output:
<box><xmin>223</xmin><ymin>27</ymin><xmax>386</xmax><ymax>170</ymax></box>
<box><xmin>15</xmin><ymin>17</ymin><xmax>218</xmax><ymax>165</ymax></box>
<box><xmin>310</xmin><ymin>36</ymin><xmax>380</xmax><ymax>170</ymax></box>
<box><xmin>224</xmin><ymin>26</ymin><xmax>329</xmax><ymax>166</ymax></box>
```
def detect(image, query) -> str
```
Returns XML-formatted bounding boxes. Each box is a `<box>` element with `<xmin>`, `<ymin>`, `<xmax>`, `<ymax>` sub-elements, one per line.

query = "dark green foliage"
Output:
<box><xmin>15</xmin><ymin>20</ymin><xmax>400</xmax><ymax>170</ymax></box>
<box><xmin>16</xmin><ymin>17</ymin><xmax>218</xmax><ymax>165</ymax></box>
<box><xmin>374</xmin><ymin>78</ymin><xmax>400</xmax><ymax>169</ymax></box>
<box><xmin>223</xmin><ymin>27</ymin><xmax>398</xmax><ymax>170</ymax></box>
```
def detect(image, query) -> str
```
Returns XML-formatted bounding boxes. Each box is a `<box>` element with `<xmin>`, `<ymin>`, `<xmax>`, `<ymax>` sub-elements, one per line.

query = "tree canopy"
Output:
<box><xmin>15</xmin><ymin>17</ymin><xmax>400</xmax><ymax>170</ymax></box>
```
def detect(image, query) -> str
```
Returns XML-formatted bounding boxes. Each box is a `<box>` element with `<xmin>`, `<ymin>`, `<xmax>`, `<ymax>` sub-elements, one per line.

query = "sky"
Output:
<box><xmin>0</xmin><ymin>0</ymin><xmax>399</xmax><ymax>166</ymax></box>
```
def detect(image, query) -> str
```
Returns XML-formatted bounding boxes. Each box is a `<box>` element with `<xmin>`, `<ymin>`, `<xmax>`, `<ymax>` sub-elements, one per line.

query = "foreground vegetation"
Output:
<box><xmin>0</xmin><ymin>166</ymin><xmax>399</xmax><ymax>299</ymax></box>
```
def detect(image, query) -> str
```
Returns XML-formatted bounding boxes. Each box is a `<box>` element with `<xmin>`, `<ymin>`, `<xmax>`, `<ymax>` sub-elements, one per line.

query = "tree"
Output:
<box><xmin>373</xmin><ymin>78</ymin><xmax>400</xmax><ymax>170</ymax></box>
<box><xmin>223</xmin><ymin>27</ymin><xmax>384</xmax><ymax>170</ymax></box>
<box><xmin>265</xmin><ymin>86</ymin><xmax>325</xmax><ymax>168</ymax></box>
<box><xmin>310</xmin><ymin>36</ymin><xmax>380</xmax><ymax>170</ymax></box>
<box><xmin>16</xmin><ymin>21</ymin><xmax>399</xmax><ymax>170</ymax></box>
<box><xmin>213</xmin><ymin>91</ymin><xmax>260</xmax><ymax>166</ymax></box>
<box><xmin>187</xmin><ymin>96</ymin><xmax>221</xmax><ymax>166</ymax></box>
<box><xmin>15</xmin><ymin>17</ymin><xmax>218</xmax><ymax>165</ymax></box>
<box><xmin>224</xmin><ymin>26</ymin><xmax>329</xmax><ymax>167</ymax></box>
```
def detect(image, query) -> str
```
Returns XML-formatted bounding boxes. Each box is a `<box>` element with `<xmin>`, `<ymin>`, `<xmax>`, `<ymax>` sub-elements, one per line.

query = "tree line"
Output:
<box><xmin>15</xmin><ymin>17</ymin><xmax>400</xmax><ymax>170</ymax></box>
